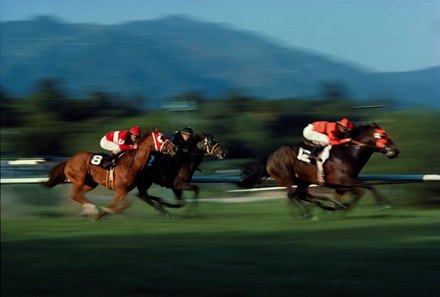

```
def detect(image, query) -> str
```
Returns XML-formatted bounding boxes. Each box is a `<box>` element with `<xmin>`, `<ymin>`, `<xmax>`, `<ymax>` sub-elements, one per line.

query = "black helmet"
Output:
<box><xmin>182</xmin><ymin>127</ymin><xmax>193</xmax><ymax>135</ymax></box>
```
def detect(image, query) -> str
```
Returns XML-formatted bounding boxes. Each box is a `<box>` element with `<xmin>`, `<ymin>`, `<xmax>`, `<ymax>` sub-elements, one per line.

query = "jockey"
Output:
<box><xmin>100</xmin><ymin>125</ymin><xmax>141</xmax><ymax>168</ymax></box>
<box><xmin>302</xmin><ymin>118</ymin><xmax>354</xmax><ymax>161</ymax></box>
<box><xmin>168</xmin><ymin>127</ymin><xmax>194</xmax><ymax>154</ymax></box>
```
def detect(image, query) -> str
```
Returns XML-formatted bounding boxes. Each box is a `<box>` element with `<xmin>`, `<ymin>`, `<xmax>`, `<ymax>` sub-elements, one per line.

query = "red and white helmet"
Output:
<box><xmin>129</xmin><ymin>126</ymin><xmax>141</xmax><ymax>137</ymax></box>
<box><xmin>337</xmin><ymin>118</ymin><xmax>354</xmax><ymax>130</ymax></box>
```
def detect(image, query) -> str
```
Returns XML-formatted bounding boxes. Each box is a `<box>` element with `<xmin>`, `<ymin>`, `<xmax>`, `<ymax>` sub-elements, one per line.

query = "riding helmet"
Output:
<box><xmin>337</xmin><ymin>118</ymin><xmax>354</xmax><ymax>130</ymax></box>
<box><xmin>182</xmin><ymin>127</ymin><xmax>193</xmax><ymax>135</ymax></box>
<box><xmin>129</xmin><ymin>126</ymin><xmax>141</xmax><ymax>136</ymax></box>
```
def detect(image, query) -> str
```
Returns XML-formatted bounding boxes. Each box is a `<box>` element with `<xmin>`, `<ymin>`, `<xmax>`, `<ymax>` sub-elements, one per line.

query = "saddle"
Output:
<box><xmin>90</xmin><ymin>152</ymin><xmax>125</xmax><ymax>169</ymax></box>
<box><xmin>296</xmin><ymin>142</ymin><xmax>331</xmax><ymax>185</ymax></box>
<box><xmin>297</xmin><ymin>142</ymin><xmax>330</xmax><ymax>164</ymax></box>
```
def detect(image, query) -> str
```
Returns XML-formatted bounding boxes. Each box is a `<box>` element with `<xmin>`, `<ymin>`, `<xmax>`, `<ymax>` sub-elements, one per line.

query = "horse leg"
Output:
<box><xmin>287</xmin><ymin>187</ymin><xmax>306</xmax><ymax>217</ymax></box>
<box><xmin>349</xmin><ymin>180</ymin><xmax>391</xmax><ymax>209</ymax></box>
<box><xmin>287</xmin><ymin>186</ymin><xmax>315</xmax><ymax>219</ymax></box>
<box><xmin>95</xmin><ymin>190</ymin><xmax>128</xmax><ymax>221</ymax></box>
<box><xmin>174</xmin><ymin>179</ymin><xmax>200</xmax><ymax>212</ymax></box>
<box><xmin>342</xmin><ymin>188</ymin><xmax>364</xmax><ymax>210</ymax></box>
<box><xmin>70</xmin><ymin>184</ymin><xmax>99</xmax><ymax>217</ymax></box>
<box><xmin>137</xmin><ymin>191</ymin><xmax>172</xmax><ymax>217</ymax></box>
<box><xmin>369</xmin><ymin>186</ymin><xmax>391</xmax><ymax>209</ymax></box>
<box><xmin>173</xmin><ymin>185</ymin><xmax>200</xmax><ymax>216</ymax></box>
<box><xmin>172</xmin><ymin>189</ymin><xmax>186</xmax><ymax>208</ymax></box>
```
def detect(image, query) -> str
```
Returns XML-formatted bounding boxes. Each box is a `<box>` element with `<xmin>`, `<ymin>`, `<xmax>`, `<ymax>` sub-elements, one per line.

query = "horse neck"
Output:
<box><xmin>131</xmin><ymin>135</ymin><xmax>155</xmax><ymax>169</ymax></box>
<box><xmin>335</xmin><ymin>145</ymin><xmax>374</xmax><ymax>176</ymax></box>
<box><xmin>338</xmin><ymin>127</ymin><xmax>376</xmax><ymax>169</ymax></box>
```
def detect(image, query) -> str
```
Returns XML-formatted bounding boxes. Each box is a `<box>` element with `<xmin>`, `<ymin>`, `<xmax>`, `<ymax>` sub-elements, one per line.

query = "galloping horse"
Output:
<box><xmin>239</xmin><ymin>123</ymin><xmax>400</xmax><ymax>217</ymax></box>
<box><xmin>137</xmin><ymin>132</ymin><xmax>227</xmax><ymax>210</ymax></box>
<box><xmin>42</xmin><ymin>128</ymin><xmax>176</xmax><ymax>220</ymax></box>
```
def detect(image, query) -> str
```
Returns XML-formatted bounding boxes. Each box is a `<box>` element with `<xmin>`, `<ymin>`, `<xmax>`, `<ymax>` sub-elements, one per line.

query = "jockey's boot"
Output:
<box><xmin>102</xmin><ymin>153</ymin><xmax>118</xmax><ymax>169</ymax></box>
<box><xmin>309</xmin><ymin>145</ymin><xmax>324</xmax><ymax>162</ymax></box>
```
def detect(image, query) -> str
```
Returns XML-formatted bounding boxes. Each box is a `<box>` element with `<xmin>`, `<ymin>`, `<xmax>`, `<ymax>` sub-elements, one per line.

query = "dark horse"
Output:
<box><xmin>42</xmin><ymin>128</ymin><xmax>176</xmax><ymax>220</ymax></box>
<box><xmin>136</xmin><ymin>132</ymin><xmax>227</xmax><ymax>210</ymax></box>
<box><xmin>239</xmin><ymin>123</ymin><xmax>400</xmax><ymax>217</ymax></box>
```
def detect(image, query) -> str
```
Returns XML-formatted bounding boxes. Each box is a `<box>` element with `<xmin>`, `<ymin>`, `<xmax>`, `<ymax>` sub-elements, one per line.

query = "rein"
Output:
<box><xmin>205</xmin><ymin>142</ymin><xmax>220</xmax><ymax>155</ymax></box>
<box><xmin>349</xmin><ymin>139</ymin><xmax>379</xmax><ymax>150</ymax></box>
<box><xmin>124</xmin><ymin>140</ymin><xmax>154</xmax><ymax>178</ymax></box>
<box><xmin>124</xmin><ymin>149</ymin><xmax>137</xmax><ymax>179</ymax></box>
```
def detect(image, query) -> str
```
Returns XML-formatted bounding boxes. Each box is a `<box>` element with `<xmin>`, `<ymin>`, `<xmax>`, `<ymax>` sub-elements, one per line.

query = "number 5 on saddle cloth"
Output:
<box><xmin>297</xmin><ymin>145</ymin><xmax>331</xmax><ymax>164</ymax></box>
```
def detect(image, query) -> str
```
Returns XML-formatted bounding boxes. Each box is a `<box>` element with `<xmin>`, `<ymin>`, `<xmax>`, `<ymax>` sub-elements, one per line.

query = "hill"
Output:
<box><xmin>1</xmin><ymin>15</ymin><xmax>438</xmax><ymax>109</ymax></box>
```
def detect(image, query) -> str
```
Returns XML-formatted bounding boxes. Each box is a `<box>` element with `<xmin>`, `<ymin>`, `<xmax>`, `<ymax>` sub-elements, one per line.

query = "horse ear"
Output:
<box><xmin>152</xmin><ymin>128</ymin><xmax>159</xmax><ymax>133</ymax></box>
<box><xmin>202</xmin><ymin>132</ymin><xmax>208</xmax><ymax>136</ymax></box>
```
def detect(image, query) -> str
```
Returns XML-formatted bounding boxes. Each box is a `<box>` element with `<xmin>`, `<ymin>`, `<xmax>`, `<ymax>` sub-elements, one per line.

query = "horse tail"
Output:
<box><xmin>237</xmin><ymin>158</ymin><xmax>269</xmax><ymax>188</ymax></box>
<box><xmin>41</xmin><ymin>161</ymin><xmax>67</xmax><ymax>188</ymax></box>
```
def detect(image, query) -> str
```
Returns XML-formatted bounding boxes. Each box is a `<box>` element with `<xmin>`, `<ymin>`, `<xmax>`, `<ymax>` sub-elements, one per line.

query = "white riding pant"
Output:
<box><xmin>100</xmin><ymin>136</ymin><xmax>121</xmax><ymax>154</ymax></box>
<box><xmin>303</xmin><ymin>124</ymin><xmax>329</xmax><ymax>146</ymax></box>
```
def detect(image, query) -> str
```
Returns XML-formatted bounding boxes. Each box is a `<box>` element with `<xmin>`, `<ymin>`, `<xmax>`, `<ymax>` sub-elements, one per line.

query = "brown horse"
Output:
<box><xmin>136</xmin><ymin>132</ymin><xmax>227</xmax><ymax>211</ymax></box>
<box><xmin>239</xmin><ymin>123</ymin><xmax>400</xmax><ymax>218</ymax></box>
<box><xmin>42</xmin><ymin>128</ymin><xmax>176</xmax><ymax>220</ymax></box>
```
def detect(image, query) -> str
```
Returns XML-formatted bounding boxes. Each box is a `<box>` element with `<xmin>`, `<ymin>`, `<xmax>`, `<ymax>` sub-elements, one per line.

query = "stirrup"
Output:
<box><xmin>309</xmin><ymin>155</ymin><xmax>322</xmax><ymax>162</ymax></box>
<box><xmin>102</xmin><ymin>161</ymin><xmax>115</xmax><ymax>169</ymax></box>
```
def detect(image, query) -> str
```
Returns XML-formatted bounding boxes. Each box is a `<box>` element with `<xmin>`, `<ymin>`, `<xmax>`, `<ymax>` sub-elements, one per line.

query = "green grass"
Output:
<box><xmin>2</xmin><ymin>198</ymin><xmax>440</xmax><ymax>297</ymax></box>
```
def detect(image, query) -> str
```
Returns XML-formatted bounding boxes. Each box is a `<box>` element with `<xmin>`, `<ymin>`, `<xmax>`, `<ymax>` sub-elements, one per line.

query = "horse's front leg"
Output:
<box><xmin>171</xmin><ymin>189</ymin><xmax>186</xmax><ymax>208</ymax></box>
<box><xmin>137</xmin><ymin>191</ymin><xmax>172</xmax><ymax>217</ymax></box>
<box><xmin>95</xmin><ymin>190</ymin><xmax>129</xmax><ymax>221</ymax></box>
<box><xmin>350</xmin><ymin>180</ymin><xmax>391</xmax><ymax>209</ymax></box>
<box><xmin>70</xmin><ymin>184</ymin><xmax>99</xmax><ymax>217</ymax></box>
<box><xmin>369</xmin><ymin>186</ymin><xmax>391</xmax><ymax>209</ymax></box>
<box><xmin>174</xmin><ymin>179</ymin><xmax>199</xmax><ymax>205</ymax></box>
<box><xmin>173</xmin><ymin>181</ymin><xmax>200</xmax><ymax>215</ymax></box>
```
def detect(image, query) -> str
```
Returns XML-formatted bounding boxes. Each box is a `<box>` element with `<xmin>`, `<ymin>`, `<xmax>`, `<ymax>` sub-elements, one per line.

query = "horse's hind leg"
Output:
<box><xmin>287</xmin><ymin>187</ymin><xmax>314</xmax><ymax>219</ymax></box>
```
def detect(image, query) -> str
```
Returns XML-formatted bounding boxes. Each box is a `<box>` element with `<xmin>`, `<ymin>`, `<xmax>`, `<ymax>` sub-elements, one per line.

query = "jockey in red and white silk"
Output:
<box><xmin>100</xmin><ymin>126</ymin><xmax>141</xmax><ymax>154</ymax></box>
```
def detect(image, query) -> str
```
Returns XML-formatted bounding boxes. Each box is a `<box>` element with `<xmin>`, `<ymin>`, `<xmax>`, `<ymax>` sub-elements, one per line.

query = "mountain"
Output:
<box><xmin>1</xmin><ymin>15</ymin><xmax>438</xmax><ymax>109</ymax></box>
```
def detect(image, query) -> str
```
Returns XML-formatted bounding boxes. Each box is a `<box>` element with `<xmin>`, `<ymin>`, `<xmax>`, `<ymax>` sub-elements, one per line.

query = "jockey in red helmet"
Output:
<box><xmin>100</xmin><ymin>125</ymin><xmax>141</xmax><ymax>168</ymax></box>
<box><xmin>302</xmin><ymin>118</ymin><xmax>354</xmax><ymax>161</ymax></box>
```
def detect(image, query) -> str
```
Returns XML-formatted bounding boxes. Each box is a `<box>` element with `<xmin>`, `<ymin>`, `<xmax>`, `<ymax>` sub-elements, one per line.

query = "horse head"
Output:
<box><xmin>198</xmin><ymin>132</ymin><xmax>228</xmax><ymax>160</ymax></box>
<box><xmin>352</xmin><ymin>123</ymin><xmax>400</xmax><ymax>159</ymax></box>
<box><xmin>141</xmin><ymin>128</ymin><xmax>176</xmax><ymax>156</ymax></box>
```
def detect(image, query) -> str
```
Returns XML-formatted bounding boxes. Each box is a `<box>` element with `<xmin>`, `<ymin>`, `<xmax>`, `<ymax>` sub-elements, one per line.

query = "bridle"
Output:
<box><xmin>159</xmin><ymin>139</ymin><xmax>175</xmax><ymax>155</ymax></box>
<box><xmin>198</xmin><ymin>136</ymin><xmax>218</xmax><ymax>154</ymax></box>
<box><xmin>349</xmin><ymin>128</ymin><xmax>394</xmax><ymax>155</ymax></box>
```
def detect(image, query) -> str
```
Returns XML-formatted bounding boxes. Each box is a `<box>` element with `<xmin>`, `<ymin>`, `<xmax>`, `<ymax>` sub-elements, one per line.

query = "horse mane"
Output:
<box><xmin>352</xmin><ymin>122</ymin><xmax>381</xmax><ymax>136</ymax></box>
<box><xmin>138</xmin><ymin>132</ymin><xmax>150</xmax><ymax>142</ymax></box>
<box><xmin>193</xmin><ymin>134</ymin><xmax>204</xmax><ymax>143</ymax></box>
<box><xmin>138</xmin><ymin>128</ymin><xmax>160</xmax><ymax>142</ymax></box>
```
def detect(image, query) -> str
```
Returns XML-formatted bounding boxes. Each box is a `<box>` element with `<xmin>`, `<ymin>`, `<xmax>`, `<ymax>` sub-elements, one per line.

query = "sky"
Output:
<box><xmin>1</xmin><ymin>0</ymin><xmax>439</xmax><ymax>72</ymax></box>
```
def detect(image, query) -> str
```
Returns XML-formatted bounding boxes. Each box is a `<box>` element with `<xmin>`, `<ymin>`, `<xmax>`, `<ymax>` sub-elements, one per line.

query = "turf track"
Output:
<box><xmin>2</xmin><ymin>197</ymin><xmax>440</xmax><ymax>297</ymax></box>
